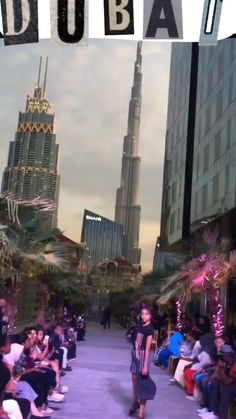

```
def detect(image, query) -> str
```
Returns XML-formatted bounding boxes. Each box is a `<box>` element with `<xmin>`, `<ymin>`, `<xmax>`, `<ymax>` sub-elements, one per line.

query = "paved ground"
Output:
<box><xmin>53</xmin><ymin>322</ymin><xmax>198</xmax><ymax>419</ymax></box>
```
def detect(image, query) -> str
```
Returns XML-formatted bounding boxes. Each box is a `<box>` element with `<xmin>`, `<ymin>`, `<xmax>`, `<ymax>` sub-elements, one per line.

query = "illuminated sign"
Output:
<box><xmin>86</xmin><ymin>215</ymin><xmax>102</xmax><ymax>222</ymax></box>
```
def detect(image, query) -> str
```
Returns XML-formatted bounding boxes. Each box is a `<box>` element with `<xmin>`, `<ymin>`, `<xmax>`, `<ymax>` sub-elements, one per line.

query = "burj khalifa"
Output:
<box><xmin>115</xmin><ymin>42</ymin><xmax>142</xmax><ymax>266</ymax></box>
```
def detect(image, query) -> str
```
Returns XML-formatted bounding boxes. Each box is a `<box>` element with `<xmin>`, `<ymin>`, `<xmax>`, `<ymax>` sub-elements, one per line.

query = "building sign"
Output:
<box><xmin>86</xmin><ymin>215</ymin><xmax>102</xmax><ymax>222</ymax></box>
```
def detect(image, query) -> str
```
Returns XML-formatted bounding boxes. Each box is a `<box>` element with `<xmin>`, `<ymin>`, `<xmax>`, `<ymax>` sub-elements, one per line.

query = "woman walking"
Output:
<box><xmin>129</xmin><ymin>307</ymin><xmax>154</xmax><ymax>419</ymax></box>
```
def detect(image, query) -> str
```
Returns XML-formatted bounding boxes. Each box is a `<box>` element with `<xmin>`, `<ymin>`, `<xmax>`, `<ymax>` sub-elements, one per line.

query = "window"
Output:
<box><xmin>170</xmin><ymin>212</ymin><xmax>176</xmax><ymax>235</ymax></box>
<box><xmin>217</xmin><ymin>49</ymin><xmax>224</xmax><ymax>80</ymax></box>
<box><xmin>226</xmin><ymin>118</ymin><xmax>232</xmax><ymax>149</ymax></box>
<box><xmin>212</xmin><ymin>174</ymin><xmax>220</xmax><ymax>203</ymax></box>
<box><xmin>196</xmin><ymin>155</ymin><xmax>200</xmax><ymax>179</ymax></box>
<box><xmin>216</xmin><ymin>90</ymin><xmax>223</xmax><ymax>120</ymax></box>
<box><xmin>175</xmin><ymin>151</ymin><xmax>179</xmax><ymax>173</ymax></box>
<box><xmin>228</xmin><ymin>74</ymin><xmax>234</xmax><ymax>106</ymax></box>
<box><xmin>202</xmin><ymin>184</ymin><xmax>208</xmax><ymax>212</ymax></box>
<box><xmin>214</xmin><ymin>131</ymin><xmax>221</xmax><ymax>162</ymax></box>
<box><xmin>177</xmin><ymin>207</ymin><xmax>181</xmax><ymax>229</ymax></box>
<box><xmin>207</xmin><ymin>69</ymin><xmax>213</xmax><ymax>95</ymax></box>
<box><xmin>205</xmin><ymin>106</ymin><xmax>211</xmax><ymax>135</ymax></box>
<box><xmin>204</xmin><ymin>144</ymin><xmax>210</xmax><ymax>172</ymax></box>
<box><xmin>225</xmin><ymin>165</ymin><xmax>230</xmax><ymax>195</ymax></box>
<box><xmin>229</xmin><ymin>40</ymin><xmax>235</xmax><ymax>63</ymax></box>
<box><xmin>172</xmin><ymin>182</ymin><xmax>177</xmax><ymax>203</ymax></box>
<box><xmin>194</xmin><ymin>191</ymin><xmax>199</xmax><ymax>217</ymax></box>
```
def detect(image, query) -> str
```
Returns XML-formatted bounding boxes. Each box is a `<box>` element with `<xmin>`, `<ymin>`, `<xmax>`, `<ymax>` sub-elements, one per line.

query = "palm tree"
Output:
<box><xmin>158</xmin><ymin>228</ymin><xmax>236</xmax><ymax>335</ymax></box>
<box><xmin>0</xmin><ymin>194</ymin><xmax>68</xmax><ymax>330</ymax></box>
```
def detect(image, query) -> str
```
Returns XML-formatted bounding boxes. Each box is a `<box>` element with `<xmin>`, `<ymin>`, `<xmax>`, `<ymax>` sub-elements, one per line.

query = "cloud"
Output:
<box><xmin>0</xmin><ymin>39</ymin><xmax>170</xmax><ymax>271</ymax></box>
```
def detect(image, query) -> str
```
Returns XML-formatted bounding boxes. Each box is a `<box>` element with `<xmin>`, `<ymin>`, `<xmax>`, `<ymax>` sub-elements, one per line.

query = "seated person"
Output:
<box><xmin>63</xmin><ymin>323</ymin><xmax>76</xmax><ymax>361</ymax></box>
<box><xmin>0</xmin><ymin>333</ymin><xmax>30</xmax><ymax>419</ymax></box>
<box><xmin>34</xmin><ymin>326</ymin><xmax>68</xmax><ymax>394</ymax></box>
<box><xmin>170</xmin><ymin>330</ymin><xmax>201</xmax><ymax>386</ymax></box>
<box><xmin>4</xmin><ymin>332</ymin><xmax>61</xmax><ymax>413</ymax></box>
<box><xmin>158</xmin><ymin>325</ymin><xmax>184</xmax><ymax>368</ymax></box>
<box><xmin>199</xmin><ymin>345</ymin><xmax>236</xmax><ymax>419</ymax></box>
<box><xmin>195</xmin><ymin>335</ymin><xmax>229</xmax><ymax>415</ymax></box>
<box><xmin>50</xmin><ymin>324</ymin><xmax>72</xmax><ymax>372</ymax></box>
<box><xmin>184</xmin><ymin>333</ymin><xmax>216</xmax><ymax>398</ymax></box>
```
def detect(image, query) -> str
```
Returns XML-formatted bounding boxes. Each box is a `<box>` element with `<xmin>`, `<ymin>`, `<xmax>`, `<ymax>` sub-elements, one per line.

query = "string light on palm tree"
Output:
<box><xmin>176</xmin><ymin>300</ymin><xmax>183</xmax><ymax>330</ymax></box>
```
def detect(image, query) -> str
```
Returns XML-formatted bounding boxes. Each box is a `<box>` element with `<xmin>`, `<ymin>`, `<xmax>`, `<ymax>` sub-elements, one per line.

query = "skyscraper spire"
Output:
<box><xmin>115</xmin><ymin>42</ymin><xmax>142</xmax><ymax>266</ymax></box>
<box><xmin>37</xmin><ymin>56</ymin><xmax>42</xmax><ymax>87</ymax></box>
<box><xmin>43</xmin><ymin>57</ymin><xmax>49</xmax><ymax>99</ymax></box>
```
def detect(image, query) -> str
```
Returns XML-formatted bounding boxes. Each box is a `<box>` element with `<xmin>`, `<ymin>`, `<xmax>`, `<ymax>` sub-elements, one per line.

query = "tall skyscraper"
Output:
<box><xmin>115</xmin><ymin>42</ymin><xmax>142</xmax><ymax>266</ymax></box>
<box><xmin>157</xmin><ymin>38</ymin><xmax>236</xmax><ymax>267</ymax></box>
<box><xmin>1</xmin><ymin>57</ymin><xmax>60</xmax><ymax>229</ymax></box>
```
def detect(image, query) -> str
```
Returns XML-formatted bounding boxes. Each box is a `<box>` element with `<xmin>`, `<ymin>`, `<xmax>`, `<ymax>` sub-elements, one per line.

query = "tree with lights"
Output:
<box><xmin>159</xmin><ymin>228</ymin><xmax>236</xmax><ymax>335</ymax></box>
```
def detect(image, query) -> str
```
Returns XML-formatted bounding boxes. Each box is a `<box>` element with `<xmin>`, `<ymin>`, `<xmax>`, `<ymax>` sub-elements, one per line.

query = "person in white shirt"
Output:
<box><xmin>170</xmin><ymin>331</ymin><xmax>201</xmax><ymax>387</ymax></box>
<box><xmin>184</xmin><ymin>333</ymin><xmax>215</xmax><ymax>397</ymax></box>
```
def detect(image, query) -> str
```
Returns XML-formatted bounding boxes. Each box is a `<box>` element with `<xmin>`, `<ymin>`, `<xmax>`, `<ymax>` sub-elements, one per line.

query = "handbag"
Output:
<box><xmin>136</xmin><ymin>374</ymin><xmax>156</xmax><ymax>401</ymax></box>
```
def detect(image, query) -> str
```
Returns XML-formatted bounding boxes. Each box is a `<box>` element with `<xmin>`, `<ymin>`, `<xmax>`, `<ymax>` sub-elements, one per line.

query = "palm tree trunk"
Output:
<box><xmin>36</xmin><ymin>283</ymin><xmax>49</xmax><ymax>326</ymax></box>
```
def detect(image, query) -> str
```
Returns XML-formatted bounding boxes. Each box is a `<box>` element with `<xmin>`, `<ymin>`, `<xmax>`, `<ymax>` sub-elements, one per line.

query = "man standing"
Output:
<box><xmin>102</xmin><ymin>307</ymin><xmax>111</xmax><ymax>331</ymax></box>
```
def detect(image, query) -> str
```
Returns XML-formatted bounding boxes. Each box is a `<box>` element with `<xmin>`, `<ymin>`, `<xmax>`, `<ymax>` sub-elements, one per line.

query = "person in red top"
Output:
<box><xmin>200</xmin><ymin>345</ymin><xmax>236</xmax><ymax>419</ymax></box>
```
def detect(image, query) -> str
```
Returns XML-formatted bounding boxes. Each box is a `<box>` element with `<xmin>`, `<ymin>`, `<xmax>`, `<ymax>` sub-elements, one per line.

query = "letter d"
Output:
<box><xmin>0</xmin><ymin>0</ymin><xmax>38</xmax><ymax>45</ymax></box>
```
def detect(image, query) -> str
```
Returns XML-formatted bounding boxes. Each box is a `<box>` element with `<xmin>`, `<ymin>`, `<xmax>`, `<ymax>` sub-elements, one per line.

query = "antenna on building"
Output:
<box><xmin>43</xmin><ymin>57</ymin><xmax>49</xmax><ymax>99</ymax></box>
<box><xmin>37</xmin><ymin>56</ymin><xmax>42</xmax><ymax>87</ymax></box>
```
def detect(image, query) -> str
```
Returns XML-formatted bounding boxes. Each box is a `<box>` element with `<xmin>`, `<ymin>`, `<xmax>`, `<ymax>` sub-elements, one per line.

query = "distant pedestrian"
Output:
<box><xmin>129</xmin><ymin>307</ymin><xmax>154</xmax><ymax>419</ymax></box>
<box><xmin>102</xmin><ymin>307</ymin><xmax>111</xmax><ymax>331</ymax></box>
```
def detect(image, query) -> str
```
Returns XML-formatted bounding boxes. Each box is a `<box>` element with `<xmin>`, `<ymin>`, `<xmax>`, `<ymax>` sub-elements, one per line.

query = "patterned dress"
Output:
<box><xmin>130</xmin><ymin>323</ymin><xmax>154</xmax><ymax>375</ymax></box>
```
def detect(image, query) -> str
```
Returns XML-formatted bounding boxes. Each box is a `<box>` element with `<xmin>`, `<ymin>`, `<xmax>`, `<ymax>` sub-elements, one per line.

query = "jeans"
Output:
<box><xmin>209</xmin><ymin>381</ymin><xmax>236</xmax><ymax>419</ymax></box>
<box><xmin>194</xmin><ymin>372</ymin><xmax>210</xmax><ymax>406</ymax></box>
<box><xmin>158</xmin><ymin>348</ymin><xmax>172</xmax><ymax>368</ymax></box>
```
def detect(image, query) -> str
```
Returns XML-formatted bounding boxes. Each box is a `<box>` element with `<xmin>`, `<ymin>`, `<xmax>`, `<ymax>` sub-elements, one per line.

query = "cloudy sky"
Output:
<box><xmin>0</xmin><ymin>39</ymin><xmax>171</xmax><ymax>272</ymax></box>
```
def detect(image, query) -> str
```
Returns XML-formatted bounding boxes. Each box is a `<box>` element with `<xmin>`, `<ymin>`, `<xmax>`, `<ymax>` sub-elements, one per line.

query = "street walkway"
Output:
<box><xmin>54</xmin><ymin>322</ymin><xmax>198</xmax><ymax>419</ymax></box>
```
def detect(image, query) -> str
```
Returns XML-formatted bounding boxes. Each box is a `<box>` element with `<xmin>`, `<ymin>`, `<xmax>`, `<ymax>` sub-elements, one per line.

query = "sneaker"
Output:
<box><xmin>65</xmin><ymin>365</ymin><xmax>72</xmax><ymax>372</ymax></box>
<box><xmin>197</xmin><ymin>408</ymin><xmax>209</xmax><ymax>414</ymax></box>
<box><xmin>185</xmin><ymin>395</ymin><xmax>197</xmax><ymax>401</ymax></box>
<box><xmin>56</xmin><ymin>384</ymin><xmax>69</xmax><ymax>394</ymax></box>
<box><xmin>42</xmin><ymin>406</ymin><xmax>55</xmax><ymax>414</ymax></box>
<box><xmin>169</xmin><ymin>378</ymin><xmax>177</xmax><ymax>384</ymax></box>
<box><xmin>47</xmin><ymin>392</ymin><xmax>64</xmax><ymax>403</ymax></box>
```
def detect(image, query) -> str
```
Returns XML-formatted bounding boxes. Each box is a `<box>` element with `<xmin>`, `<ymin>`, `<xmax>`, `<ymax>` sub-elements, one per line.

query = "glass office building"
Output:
<box><xmin>191</xmin><ymin>41</ymin><xmax>236</xmax><ymax>230</ymax></box>
<box><xmin>81</xmin><ymin>209</ymin><xmax>124</xmax><ymax>270</ymax></box>
<box><xmin>160</xmin><ymin>43</ymin><xmax>195</xmax><ymax>248</ymax></box>
<box><xmin>159</xmin><ymin>39</ymin><xmax>236</xmax><ymax>254</ymax></box>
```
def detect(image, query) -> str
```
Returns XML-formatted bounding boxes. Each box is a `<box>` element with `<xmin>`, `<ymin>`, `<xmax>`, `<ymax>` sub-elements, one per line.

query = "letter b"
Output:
<box><xmin>104</xmin><ymin>0</ymin><xmax>134</xmax><ymax>35</ymax></box>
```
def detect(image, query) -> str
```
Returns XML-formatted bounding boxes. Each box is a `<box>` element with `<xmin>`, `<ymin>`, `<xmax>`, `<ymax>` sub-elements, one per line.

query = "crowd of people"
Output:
<box><xmin>154</xmin><ymin>317</ymin><xmax>236</xmax><ymax>419</ymax></box>
<box><xmin>0</xmin><ymin>310</ymin><xmax>85</xmax><ymax>419</ymax></box>
<box><xmin>126</xmin><ymin>304</ymin><xmax>236</xmax><ymax>419</ymax></box>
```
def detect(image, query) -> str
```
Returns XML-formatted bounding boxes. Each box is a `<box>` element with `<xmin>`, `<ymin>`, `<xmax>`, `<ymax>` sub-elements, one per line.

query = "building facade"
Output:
<box><xmin>115</xmin><ymin>42</ymin><xmax>142</xmax><ymax>266</ymax></box>
<box><xmin>158</xmin><ymin>39</ymin><xmax>236</xmax><ymax>327</ymax></box>
<box><xmin>191</xmin><ymin>42</ymin><xmax>236</xmax><ymax>232</ymax></box>
<box><xmin>81</xmin><ymin>209</ymin><xmax>123</xmax><ymax>273</ymax></box>
<box><xmin>159</xmin><ymin>39</ymin><xmax>236</xmax><ymax>254</ymax></box>
<box><xmin>159</xmin><ymin>43</ymin><xmax>198</xmax><ymax>251</ymax></box>
<box><xmin>1</xmin><ymin>57</ymin><xmax>60</xmax><ymax>230</ymax></box>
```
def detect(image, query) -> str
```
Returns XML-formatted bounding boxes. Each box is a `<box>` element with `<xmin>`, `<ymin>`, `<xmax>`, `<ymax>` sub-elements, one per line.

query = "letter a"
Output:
<box><xmin>0</xmin><ymin>0</ymin><xmax>39</xmax><ymax>45</ymax></box>
<box><xmin>144</xmin><ymin>0</ymin><xmax>183</xmax><ymax>39</ymax></box>
<box><xmin>104</xmin><ymin>0</ymin><xmax>134</xmax><ymax>35</ymax></box>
